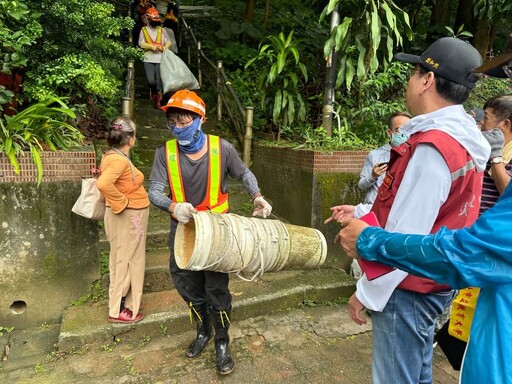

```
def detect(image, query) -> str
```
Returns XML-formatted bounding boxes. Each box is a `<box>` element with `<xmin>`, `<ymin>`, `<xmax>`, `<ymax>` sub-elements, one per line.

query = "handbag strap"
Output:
<box><xmin>111</xmin><ymin>148</ymin><xmax>136</xmax><ymax>184</ymax></box>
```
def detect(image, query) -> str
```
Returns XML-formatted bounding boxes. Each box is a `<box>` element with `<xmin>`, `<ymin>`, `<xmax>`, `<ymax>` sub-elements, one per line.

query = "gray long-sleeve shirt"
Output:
<box><xmin>148</xmin><ymin>137</ymin><xmax>260</xmax><ymax>212</ymax></box>
<box><xmin>358</xmin><ymin>143</ymin><xmax>391</xmax><ymax>204</ymax></box>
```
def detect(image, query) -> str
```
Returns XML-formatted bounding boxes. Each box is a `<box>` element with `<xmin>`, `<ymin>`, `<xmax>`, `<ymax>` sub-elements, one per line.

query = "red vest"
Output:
<box><xmin>372</xmin><ymin>130</ymin><xmax>483</xmax><ymax>293</ymax></box>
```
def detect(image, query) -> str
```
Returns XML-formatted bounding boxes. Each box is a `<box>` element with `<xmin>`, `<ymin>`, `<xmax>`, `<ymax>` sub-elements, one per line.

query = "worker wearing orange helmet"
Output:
<box><xmin>148</xmin><ymin>90</ymin><xmax>272</xmax><ymax>375</ymax></box>
<box><xmin>138</xmin><ymin>7</ymin><xmax>172</xmax><ymax>109</ymax></box>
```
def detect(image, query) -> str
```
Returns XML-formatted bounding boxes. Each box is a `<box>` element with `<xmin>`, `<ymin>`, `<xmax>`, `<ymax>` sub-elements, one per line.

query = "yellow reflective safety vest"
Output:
<box><xmin>165</xmin><ymin>135</ymin><xmax>229</xmax><ymax>213</ymax></box>
<box><xmin>141</xmin><ymin>26</ymin><xmax>162</xmax><ymax>46</ymax></box>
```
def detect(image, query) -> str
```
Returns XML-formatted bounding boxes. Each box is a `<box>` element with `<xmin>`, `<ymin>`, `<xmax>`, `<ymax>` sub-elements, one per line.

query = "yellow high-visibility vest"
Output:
<box><xmin>165</xmin><ymin>135</ymin><xmax>229</xmax><ymax>213</ymax></box>
<box><xmin>142</xmin><ymin>26</ymin><xmax>162</xmax><ymax>46</ymax></box>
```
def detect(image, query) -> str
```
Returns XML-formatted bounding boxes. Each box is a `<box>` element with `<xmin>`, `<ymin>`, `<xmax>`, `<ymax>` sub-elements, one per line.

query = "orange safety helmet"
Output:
<box><xmin>161</xmin><ymin>90</ymin><xmax>206</xmax><ymax>118</ymax></box>
<box><xmin>146</xmin><ymin>7</ymin><xmax>161</xmax><ymax>21</ymax></box>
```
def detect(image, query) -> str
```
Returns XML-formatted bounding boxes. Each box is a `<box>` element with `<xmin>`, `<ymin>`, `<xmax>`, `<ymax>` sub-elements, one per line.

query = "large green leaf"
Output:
<box><xmin>334</xmin><ymin>17</ymin><xmax>353</xmax><ymax>52</ymax></box>
<box><xmin>381</xmin><ymin>2</ymin><xmax>395</xmax><ymax>30</ymax></box>
<box><xmin>346</xmin><ymin>58</ymin><xmax>355</xmax><ymax>91</ymax></box>
<box><xmin>327</xmin><ymin>0</ymin><xmax>339</xmax><ymax>15</ymax></box>
<box><xmin>355</xmin><ymin>37</ymin><xmax>367</xmax><ymax>79</ymax></box>
<box><xmin>277</xmin><ymin>52</ymin><xmax>286</xmax><ymax>74</ymax></box>
<box><xmin>30</xmin><ymin>144</ymin><xmax>44</xmax><ymax>186</ymax></box>
<box><xmin>287</xmin><ymin>95</ymin><xmax>295</xmax><ymax>125</ymax></box>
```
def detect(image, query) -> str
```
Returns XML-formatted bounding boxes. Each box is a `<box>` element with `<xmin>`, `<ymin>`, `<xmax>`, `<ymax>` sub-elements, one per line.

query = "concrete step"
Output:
<box><xmin>143</xmin><ymin>250</ymin><xmax>174</xmax><ymax>293</ymax></box>
<box><xmin>57</xmin><ymin>268</ymin><xmax>355</xmax><ymax>351</ymax></box>
<box><xmin>136</xmin><ymin>135</ymin><xmax>169</xmax><ymax>150</ymax></box>
<box><xmin>100</xmin><ymin>248</ymin><xmax>174</xmax><ymax>294</ymax></box>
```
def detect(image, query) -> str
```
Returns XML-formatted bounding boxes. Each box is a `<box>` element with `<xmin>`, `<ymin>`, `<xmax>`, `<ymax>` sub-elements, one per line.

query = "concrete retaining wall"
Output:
<box><xmin>0</xmin><ymin>150</ymin><xmax>100</xmax><ymax>329</ymax></box>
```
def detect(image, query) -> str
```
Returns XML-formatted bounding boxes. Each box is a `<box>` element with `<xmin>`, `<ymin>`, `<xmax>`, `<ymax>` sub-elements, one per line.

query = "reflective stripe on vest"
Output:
<box><xmin>142</xmin><ymin>26</ymin><xmax>162</xmax><ymax>45</ymax></box>
<box><xmin>165</xmin><ymin>135</ymin><xmax>229</xmax><ymax>213</ymax></box>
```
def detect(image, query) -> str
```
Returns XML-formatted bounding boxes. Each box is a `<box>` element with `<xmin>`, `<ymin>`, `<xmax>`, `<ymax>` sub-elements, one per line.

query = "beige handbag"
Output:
<box><xmin>72</xmin><ymin>177</ymin><xmax>106</xmax><ymax>220</ymax></box>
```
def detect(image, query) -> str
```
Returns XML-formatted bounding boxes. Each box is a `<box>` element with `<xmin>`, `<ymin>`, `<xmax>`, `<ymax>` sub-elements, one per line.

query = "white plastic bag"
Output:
<box><xmin>164</xmin><ymin>27</ymin><xmax>178</xmax><ymax>54</ymax></box>
<box><xmin>72</xmin><ymin>177</ymin><xmax>106</xmax><ymax>220</ymax></box>
<box><xmin>160</xmin><ymin>50</ymin><xmax>199</xmax><ymax>94</ymax></box>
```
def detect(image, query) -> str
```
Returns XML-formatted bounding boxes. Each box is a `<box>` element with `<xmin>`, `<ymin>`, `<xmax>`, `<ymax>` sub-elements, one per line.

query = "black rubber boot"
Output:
<box><xmin>212</xmin><ymin>309</ymin><xmax>234</xmax><ymax>375</ymax></box>
<box><xmin>186</xmin><ymin>302</ymin><xmax>212</xmax><ymax>358</ymax></box>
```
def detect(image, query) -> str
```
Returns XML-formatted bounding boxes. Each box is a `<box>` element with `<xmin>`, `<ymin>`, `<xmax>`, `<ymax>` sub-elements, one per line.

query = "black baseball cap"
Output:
<box><xmin>394</xmin><ymin>37</ymin><xmax>483</xmax><ymax>89</ymax></box>
<box><xmin>474</xmin><ymin>52</ymin><xmax>512</xmax><ymax>79</ymax></box>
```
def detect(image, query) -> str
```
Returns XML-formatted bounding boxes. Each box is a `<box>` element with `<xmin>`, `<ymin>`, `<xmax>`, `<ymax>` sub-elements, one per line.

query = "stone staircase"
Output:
<box><xmin>57</xmin><ymin>64</ymin><xmax>356</xmax><ymax>352</ymax></box>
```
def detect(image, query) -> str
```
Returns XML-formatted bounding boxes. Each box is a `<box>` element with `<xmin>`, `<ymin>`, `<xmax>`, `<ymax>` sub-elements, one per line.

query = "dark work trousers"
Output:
<box><xmin>169</xmin><ymin>219</ymin><xmax>232</xmax><ymax>311</ymax></box>
<box><xmin>143</xmin><ymin>62</ymin><xmax>163</xmax><ymax>94</ymax></box>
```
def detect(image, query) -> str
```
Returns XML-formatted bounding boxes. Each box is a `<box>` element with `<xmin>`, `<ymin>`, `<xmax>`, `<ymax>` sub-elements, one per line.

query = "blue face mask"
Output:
<box><xmin>390</xmin><ymin>133</ymin><xmax>408</xmax><ymax>147</ymax></box>
<box><xmin>170</xmin><ymin>117</ymin><xmax>206</xmax><ymax>153</ymax></box>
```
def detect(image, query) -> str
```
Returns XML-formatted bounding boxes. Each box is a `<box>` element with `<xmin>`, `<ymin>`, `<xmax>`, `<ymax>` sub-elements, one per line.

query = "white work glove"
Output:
<box><xmin>173</xmin><ymin>202</ymin><xmax>197</xmax><ymax>224</ymax></box>
<box><xmin>252</xmin><ymin>196</ymin><xmax>272</xmax><ymax>218</ymax></box>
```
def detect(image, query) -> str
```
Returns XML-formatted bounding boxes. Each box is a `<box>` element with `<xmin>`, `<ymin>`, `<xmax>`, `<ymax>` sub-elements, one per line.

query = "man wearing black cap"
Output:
<box><xmin>325</xmin><ymin>37</ymin><xmax>491</xmax><ymax>383</ymax></box>
<box><xmin>336</xmin><ymin>50</ymin><xmax>512</xmax><ymax>384</ymax></box>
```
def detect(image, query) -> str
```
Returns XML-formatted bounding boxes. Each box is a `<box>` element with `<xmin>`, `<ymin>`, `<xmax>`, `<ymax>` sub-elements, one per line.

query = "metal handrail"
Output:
<box><xmin>180</xmin><ymin>16</ymin><xmax>254</xmax><ymax>166</ymax></box>
<box><xmin>122</xmin><ymin>2</ymin><xmax>135</xmax><ymax>120</ymax></box>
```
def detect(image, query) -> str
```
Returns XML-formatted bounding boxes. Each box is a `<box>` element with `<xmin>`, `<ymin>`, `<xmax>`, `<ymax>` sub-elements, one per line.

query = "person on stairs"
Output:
<box><xmin>148</xmin><ymin>90</ymin><xmax>272</xmax><ymax>375</ymax></box>
<box><xmin>96</xmin><ymin>117</ymin><xmax>150</xmax><ymax>324</ymax></box>
<box><xmin>163</xmin><ymin>0</ymin><xmax>180</xmax><ymax>49</ymax></box>
<box><xmin>138</xmin><ymin>7</ymin><xmax>172</xmax><ymax>109</ymax></box>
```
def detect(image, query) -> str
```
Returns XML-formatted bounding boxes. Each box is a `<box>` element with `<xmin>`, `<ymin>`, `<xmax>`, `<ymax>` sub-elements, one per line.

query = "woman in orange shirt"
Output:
<box><xmin>97</xmin><ymin>117</ymin><xmax>150</xmax><ymax>323</ymax></box>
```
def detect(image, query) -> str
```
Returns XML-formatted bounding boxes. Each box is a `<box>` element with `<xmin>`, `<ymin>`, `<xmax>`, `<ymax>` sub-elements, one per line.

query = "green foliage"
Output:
<box><xmin>213</xmin><ymin>42</ymin><xmax>259</xmax><ymax>70</ymax></box>
<box><xmin>445</xmin><ymin>24</ymin><xmax>473</xmax><ymax>38</ymax></box>
<box><xmin>466</xmin><ymin>76</ymin><xmax>512</xmax><ymax>110</ymax></box>
<box><xmin>246</xmin><ymin>30</ymin><xmax>308</xmax><ymax>134</ymax></box>
<box><xmin>321</xmin><ymin>0</ymin><xmax>413</xmax><ymax>90</ymax></box>
<box><xmin>473</xmin><ymin>0</ymin><xmax>512</xmax><ymax>22</ymax></box>
<box><xmin>21</xmin><ymin>0</ymin><xmax>139</xmax><ymax>135</ymax></box>
<box><xmin>333</xmin><ymin>61</ymin><xmax>409</xmax><ymax>146</ymax></box>
<box><xmin>69</xmin><ymin>280</ymin><xmax>106</xmax><ymax>306</ymax></box>
<box><xmin>272</xmin><ymin>122</ymin><xmax>369</xmax><ymax>150</ymax></box>
<box><xmin>0</xmin><ymin>0</ymin><xmax>42</xmax><ymax>111</ymax></box>
<box><xmin>0</xmin><ymin>97</ymin><xmax>83</xmax><ymax>185</ymax></box>
<box><xmin>0</xmin><ymin>86</ymin><xmax>14</xmax><ymax>112</ymax></box>
<box><xmin>34</xmin><ymin>363</ymin><xmax>47</xmax><ymax>374</ymax></box>
<box><xmin>0</xmin><ymin>325</ymin><xmax>15</xmax><ymax>336</ymax></box>
<box><xmin>99</xmin><ymin>249</ymin><xmax>109</xmax><ymax>275</ymax></box>
<box><xmin>0</xmin><ymin>0</ymin><xmax>42</xmax><ymax>75</ymax></box>
<box><xmin>215</xmin><ymin>18</ymin><xmax>262</xmax><ymax>41</ymax></box>
<box><xmin>25</xmin><ymin>54</ymin><xmax>120</xmax><ymax>102</ymax></box>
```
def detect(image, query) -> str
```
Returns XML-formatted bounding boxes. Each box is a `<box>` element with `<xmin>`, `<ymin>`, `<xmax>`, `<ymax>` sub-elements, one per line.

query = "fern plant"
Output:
<box><xmin>0</xmin><ymin>97</ymin><xmax>83</xmax><ymax>185</ymax></box>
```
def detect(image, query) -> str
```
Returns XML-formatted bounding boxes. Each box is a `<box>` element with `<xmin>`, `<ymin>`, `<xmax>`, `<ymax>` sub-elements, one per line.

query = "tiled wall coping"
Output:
<box><xmin>0</xmin><ymin>149</ymin><xmax>96</xmax><ymax>183</ymax></box>
<box><xmin>253</xmin><ymin>143</ymin><xmax>369</xmax><ymax>174</ymax></box>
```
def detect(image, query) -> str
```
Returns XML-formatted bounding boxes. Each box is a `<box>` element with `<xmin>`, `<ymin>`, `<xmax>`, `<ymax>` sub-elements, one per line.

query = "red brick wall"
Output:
<box><xmin>254</xmin><ymin>144</ymin><xmax>368</xmax><ymax>174</ymax></box>
<box><xmin>0</xmin><ymin>151</ymin><xmax>96</xmax><ymax>183</ymax></box>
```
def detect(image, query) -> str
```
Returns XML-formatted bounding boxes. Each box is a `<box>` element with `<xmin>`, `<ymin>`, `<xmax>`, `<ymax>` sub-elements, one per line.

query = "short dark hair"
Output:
<box><xmin>387</xmin><ymin>111</ymin><xmax>412</xmax><ymax>129</ymax></box>
<box><xmin>418</xmin><ymin>65</ymin><xmax>472</xmax><ymax>104</ymax></box>
<box><xmin>165</xmin><ymin>107</ymin><xmax>200</xmax><ymax>120</ymax></box>
<box><xmin>483</xmin><ymin>95</ymin><xmax>512</xmax><ymax>122</ymax></box>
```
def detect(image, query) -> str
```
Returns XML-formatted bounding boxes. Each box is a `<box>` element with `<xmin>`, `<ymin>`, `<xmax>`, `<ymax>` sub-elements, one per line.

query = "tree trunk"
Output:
<box><xmin>473</xmin><ymin>18</ymin><xmax>491</xmax><ymax>59</ymax></box>
<box><xmin>429</xmin><ymin>0</ymin><xmax>451</xmax><ymax>26</ymax></box>
<box><xmin>454</xmin><ymin>0</ymin><xmax>474</xmax><ymax>35</ymax></box>
<box><xmin>244</xmin><ymin>0</ymin><xmax>255</xmax><ymax>23</ymax></box>
<box><xmin>264</xmin><ymin>0</ymin><xmax>270</xmax><ymax>26</ymax></box>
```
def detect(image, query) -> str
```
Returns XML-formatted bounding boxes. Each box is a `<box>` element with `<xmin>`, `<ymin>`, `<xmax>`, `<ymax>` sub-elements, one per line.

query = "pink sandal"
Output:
<box><xmin>108</xmin><ymin>308</ymin><xmax>143</xmax><ymax>323</ymax></box>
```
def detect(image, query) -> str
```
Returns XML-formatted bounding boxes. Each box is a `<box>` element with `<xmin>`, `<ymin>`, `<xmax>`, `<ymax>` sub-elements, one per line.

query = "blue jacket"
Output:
<box><xmin>357</xmin><ymin>183</ymin><xmax>512</xmax><ymax>384</ymax></box>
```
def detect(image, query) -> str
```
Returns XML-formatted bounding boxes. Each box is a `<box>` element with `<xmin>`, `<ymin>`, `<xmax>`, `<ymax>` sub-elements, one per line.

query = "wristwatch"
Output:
<box><xmin>490</xmin><ymin>156</ymin><xmax>504</xmax><ymax>164</ymax></box>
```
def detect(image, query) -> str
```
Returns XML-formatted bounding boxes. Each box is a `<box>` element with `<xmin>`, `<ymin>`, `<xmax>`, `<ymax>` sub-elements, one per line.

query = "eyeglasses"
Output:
<box><xmin>167</xmin><ymin>118</ymin><xmax>194</xmax><ymax>130</ymax></box>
